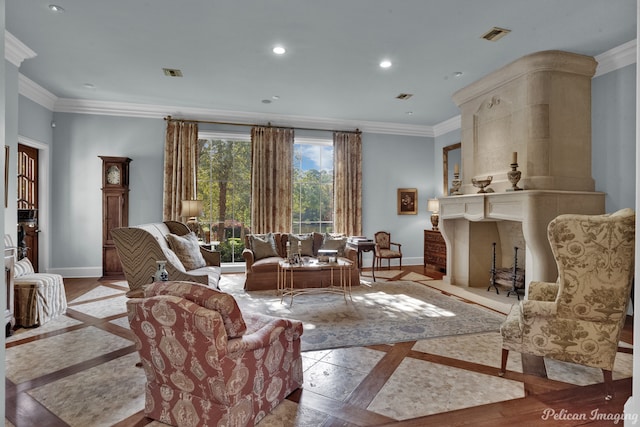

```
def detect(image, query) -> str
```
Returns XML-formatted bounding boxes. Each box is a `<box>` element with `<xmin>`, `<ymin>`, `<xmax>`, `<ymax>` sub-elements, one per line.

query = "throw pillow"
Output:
<box><xmin>166</xmin><ymin>232</ymin><xmax>206</xmax><ymax>270</ymax></box>
<box><xmin>162</xmin><ymin>248</ymin><xmax>186</xmax><ymax>273</ymax></box>
<box><xmin>249</xmin><ymin>233</ymin><xmax>279</xmax><ymax>260</ymax></box>
<box><xmin>321</xmin><ymin>234</ymin><xmax>347</xmax><ymax>256</ymax></box>
<box><xmin>287</xmin><ymin>233</ymin><xmax>314</xmax><ymax>256</ymax></box>
<box><xmin>14</xmin><ymin>258</ymin><xmax>34</xmax><ymax>278</ymax></box>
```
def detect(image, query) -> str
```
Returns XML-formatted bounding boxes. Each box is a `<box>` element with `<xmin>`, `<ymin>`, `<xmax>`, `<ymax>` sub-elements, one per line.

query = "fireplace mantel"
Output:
<box><xmin>439</xmin><ymin>190</ymin><xmax>604</xmax><ymax>289</ymax></box>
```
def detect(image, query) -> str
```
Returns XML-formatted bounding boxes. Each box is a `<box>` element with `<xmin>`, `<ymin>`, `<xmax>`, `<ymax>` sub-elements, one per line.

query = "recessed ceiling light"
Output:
<box><xmin>272</xmin><ymin>95</ymin><xmax>280</xmax><ymax>100</ymax></box>
<box><xmin>379</xmin><ymin>60</ymin><xmax>392</xmax><ymax>69</ymax></box>
<box><xmin>406</xmin><ymin>111</ymin><xmax>413</xmax><ymax>115</ymax></box>
<box><xmin>48</xmin><ymin>4</ymin><xmax>65</xmax><ymax>12</ymax></box>
<box><xmin>272</xmin><ymin>46</ymin><xmax>286</xmax><ymax>55</ymax></box>
<box><xmin>83</xmin><ymin>83</ymin><xmax>96</xmax><ymax>89</ymax></box>
<box><xmin>454</xmin><ymin>71</ymin><xmax>463</xmax><ymax>77</ymax></box>
<box><xmin>261</xmin><ymin>99</ymin><xmax>272</xmax><ymax>104</ymax></box>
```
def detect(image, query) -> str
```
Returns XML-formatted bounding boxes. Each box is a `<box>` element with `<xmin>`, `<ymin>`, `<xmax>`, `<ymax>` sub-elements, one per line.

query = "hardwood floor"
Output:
<box><xmin>5</xmin><ymin>266</ymin><xmax>634</xmax><ymax>426</ymax></box>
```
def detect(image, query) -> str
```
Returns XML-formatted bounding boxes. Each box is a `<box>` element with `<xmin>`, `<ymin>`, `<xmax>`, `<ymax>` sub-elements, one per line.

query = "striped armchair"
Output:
<box><xmin>111</xmin><ymin>221</ymin><xmax>221</xmax><ymax>297</ymax></box>
<box><xmin>500</xmin><ymin>208</ymin><xmax>635</xmax><ymax>400</ymax></box>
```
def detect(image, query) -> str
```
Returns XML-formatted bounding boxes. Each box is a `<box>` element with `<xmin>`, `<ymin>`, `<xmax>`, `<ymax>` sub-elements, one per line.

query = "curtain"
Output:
<box><xmin>333</xmin><ymin>131</ymin><xmax>362</xmax><ymax>236</ymax></box>
<box><xmin>250</xmin><ymin>126</ymin><xmax>294</xmax><ymax>233</ymax></box>
<box><xmin>163</xmin><ymin>120</ymin><xmax>199</xmax><ymax>221</ymax></box>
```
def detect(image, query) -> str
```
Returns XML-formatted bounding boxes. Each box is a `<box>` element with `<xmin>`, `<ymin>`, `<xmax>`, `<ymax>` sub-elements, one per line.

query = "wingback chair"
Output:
<box><xmin>500</xmin><ymin>208</ymin><xmax>635</xmax><ymax>400</ymax></box>
<box><xmin>127</xmin><ymin>281</ymin><xmax>304</xmax><ymax>427</ymax></box>
<box><xmin>374</xmin><ymin>231</ymin><xmax>402</xmax><ymax>270</ymax></box>
<box><xmin>112</xmin><ymin>221</ymin><xmax>221</xmax><ymax>297</ymax></box>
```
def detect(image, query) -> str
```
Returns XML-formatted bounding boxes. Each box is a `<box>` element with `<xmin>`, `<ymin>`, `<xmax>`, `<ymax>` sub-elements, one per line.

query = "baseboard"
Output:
<box><xmin>48</xmin><ymin>266</ymin><xmax>103</xmax><ymax>278</ymax></box>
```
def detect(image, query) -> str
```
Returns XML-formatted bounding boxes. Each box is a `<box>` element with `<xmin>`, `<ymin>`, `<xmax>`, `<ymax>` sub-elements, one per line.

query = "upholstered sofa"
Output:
<box><xmin>127</xmin><ymin>281</ymin><xmax>303</xmax><ymax>426</ymax></box>
<box><xmin>112</xmin><ymin>221</ymin><xmax>221</xmax><ymax>297</ymax></box>
<box><xmin>242</xmin><ymin>232</ymin><xmax>359</xmax><ymax>291</ymax></box>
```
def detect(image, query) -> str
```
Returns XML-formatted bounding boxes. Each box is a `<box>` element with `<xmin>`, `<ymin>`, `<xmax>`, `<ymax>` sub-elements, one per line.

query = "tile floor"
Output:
<box><xmin>4</xmin><ymin>273</ymin><xmax>634</xmax><ymax>426</ymax></box>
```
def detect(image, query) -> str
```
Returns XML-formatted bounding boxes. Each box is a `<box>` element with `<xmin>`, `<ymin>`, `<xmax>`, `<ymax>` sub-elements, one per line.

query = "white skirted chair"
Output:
<box><xmin>499</xmin><ymin>208</ymin><xmax>635</xmax><ymax>400</ymax></box>
<box><xmin>4</xmin><ymin>235</ymin><xmax>67</xmax><ymax>327</ymax></box>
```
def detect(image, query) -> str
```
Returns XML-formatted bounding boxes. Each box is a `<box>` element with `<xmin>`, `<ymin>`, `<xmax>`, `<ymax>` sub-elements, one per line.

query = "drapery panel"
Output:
<box><xmin>250</xmin><ymin>126</ymin><xmax>294</xmax><ymax>233</ymax></box>
<box><xmin>333</xmin><ymin>131</ymin><xmax>362</xmax><ymax>236</ymax></box>
<box><xmin>163</xmin><ymin>120</ymin><xmax>199</xmax><ymax>221</ymax></box>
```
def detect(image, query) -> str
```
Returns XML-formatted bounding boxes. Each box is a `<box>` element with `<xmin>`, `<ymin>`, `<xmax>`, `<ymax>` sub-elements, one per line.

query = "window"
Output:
<box><xmin>197</xmin><ymin>134</ymin><xmax>251</xmax><ymax>263</ymax></box>
<box><xmin>197</xmin><ymin>133</ymin><xmax>334</xmax><ymax>263</ymax></box>
<box><xmin>292</xmin><ymin>138</ymin><xmax>334</xmax><ymax>234</ymax></box>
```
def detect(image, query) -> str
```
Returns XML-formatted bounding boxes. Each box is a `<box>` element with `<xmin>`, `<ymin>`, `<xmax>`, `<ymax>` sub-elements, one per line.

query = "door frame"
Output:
<box><xmin>17</xmin><ymin>136</ymin><xmax>49</xmax><ymax>273</ymax></box>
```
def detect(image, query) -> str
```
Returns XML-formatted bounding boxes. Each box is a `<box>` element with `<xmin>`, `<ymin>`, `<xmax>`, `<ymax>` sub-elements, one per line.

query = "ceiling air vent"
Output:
<box><xmin>396</xmin><ymin>93</ymin><xmax>413</xmax><ymax>100</ymax></box>
<box><xmin>163</xmin><ymin>68</ymin><xmax>183</xmax><ymax>77</ymax></box>
<box><xmin>481</xmin><ymin>27</ymin><xmax>511</xmax><ymax>42</ymax></box>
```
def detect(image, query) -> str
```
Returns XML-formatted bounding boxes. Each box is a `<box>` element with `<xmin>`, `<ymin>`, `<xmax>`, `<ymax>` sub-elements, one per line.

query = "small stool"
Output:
<box><xmin>13</xmin><ymin>258</ymin><xmax>67</xmax><ymax>327</ymax></box>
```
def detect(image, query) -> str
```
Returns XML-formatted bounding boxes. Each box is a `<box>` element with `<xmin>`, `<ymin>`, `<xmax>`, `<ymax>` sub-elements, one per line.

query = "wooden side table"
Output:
<box><xmin>424</xmin><ymin>230</ymin><xmax>446</xmax><ymax>272</ymax></box>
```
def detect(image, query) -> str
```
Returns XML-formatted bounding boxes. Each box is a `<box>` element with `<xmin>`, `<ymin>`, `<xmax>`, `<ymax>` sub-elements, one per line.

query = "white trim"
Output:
<box><xmin>47</xmin><ymin>267</ymin><xmax>102</xmax><ymax>278</ymax></box>
<box><xmin>433</xmin><ymin>115</ymin><xmax>461</xmax><ymax>137</ymax></box>
<box><xmin>53</xmin><ymin>98</ymin><xmax>434</xmax><ymax>137</ymax></box>
<box><xmin>4</xmin><ymin>31</ymin><xmax>36</xmax><ymax>67</ymax></box>
<box><xmin>594</xmin><ymin>39</ymin><xmax>637</xmax><ymax>77</ymax></box>
<box><xmin>17</xmin><ymin>136</ymin><xmax>51</xmax><ymax>274</ymax></box>
<box><xmin>18</xmin><ymin>74</ymin><xmax>57</xmax><ymax>111</ymax></box>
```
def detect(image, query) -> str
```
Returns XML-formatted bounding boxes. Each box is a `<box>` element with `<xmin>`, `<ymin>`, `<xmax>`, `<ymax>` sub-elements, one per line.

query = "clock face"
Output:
<box><xmin>106</xmin><ymin>165</ymin><xmax>121</xmax><ymax>185</ymax></box>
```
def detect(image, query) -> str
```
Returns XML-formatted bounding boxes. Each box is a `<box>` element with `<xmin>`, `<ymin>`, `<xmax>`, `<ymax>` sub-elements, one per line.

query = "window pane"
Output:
<box><xmin>292</xmin><ymin>140</ymin><xmax>334</xmax><ymax>234</ymax></box>
<box><xmin>197</xmin><ymin>138</ymin><xmax>251</xmax><ymax>263</ymax></box>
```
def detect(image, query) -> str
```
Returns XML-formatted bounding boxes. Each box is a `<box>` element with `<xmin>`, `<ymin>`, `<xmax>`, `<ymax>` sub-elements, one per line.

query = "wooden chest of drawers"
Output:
<box><xmin>424</xmin><ymin>230</ymin><xmax>446</xmax><ymax>272</ymax></box>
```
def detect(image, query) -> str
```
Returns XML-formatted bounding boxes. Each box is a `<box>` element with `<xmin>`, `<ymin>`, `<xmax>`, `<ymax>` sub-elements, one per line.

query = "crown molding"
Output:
<box><xmin>53</xmin><ymin>98</ymin><xmax>435</xmax><ymax>137</ymax></box>
<box><xmin>432</xmin><ymin>115</ymin><xmax>461</xmax><ymax>137</ymax></box>
<box><xmin>594</xmin><ymin>39</ymin><xmax>637</xmax><ymax>77</ymax></box>
<box><xmin>19</xmin><ymin>74</ymin><xmax>58</xmax><ymax>110</ymax></box>
<box><xmin>5</xmin><ymin>30</ymin><xmax>37</xmax><ymax>67</ymax></box>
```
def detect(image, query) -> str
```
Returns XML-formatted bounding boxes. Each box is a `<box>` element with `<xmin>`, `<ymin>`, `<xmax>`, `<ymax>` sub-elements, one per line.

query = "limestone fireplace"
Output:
<box><xmin>439</xmin><ymin>50</ymin><xmax>605</xmax><ymax>290</ymax></box>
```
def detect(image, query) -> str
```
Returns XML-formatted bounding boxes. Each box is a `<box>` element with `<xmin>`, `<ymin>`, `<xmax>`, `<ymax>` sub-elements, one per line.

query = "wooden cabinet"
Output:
<box><xmin>424</xmin><ymin>230</ymin><xmax>446</xmax><ymax>272</ymax></box>
<box><xmin>100</xmin><ymin>156</ymin><xmax>131</xmax><ymax>277</ymax></box>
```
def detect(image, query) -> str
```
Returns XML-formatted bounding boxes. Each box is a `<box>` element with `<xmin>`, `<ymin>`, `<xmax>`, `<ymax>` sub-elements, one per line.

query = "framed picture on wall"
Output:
<box><xmin>397</xmin><ymin>188</ymin><xmax>417</xmax><ymax>215</ymax></box>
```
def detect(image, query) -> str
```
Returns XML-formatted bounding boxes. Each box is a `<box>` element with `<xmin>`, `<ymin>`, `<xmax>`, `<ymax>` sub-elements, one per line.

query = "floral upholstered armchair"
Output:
<box><xmin>500</xmin><ymin>208</ymin><xmax>635</xmax><ymax>400</ymax></box>
<box><xmin>127</xmin><ymin>281</ymin><xmax>304</xmax><ymax>426</ymax></box>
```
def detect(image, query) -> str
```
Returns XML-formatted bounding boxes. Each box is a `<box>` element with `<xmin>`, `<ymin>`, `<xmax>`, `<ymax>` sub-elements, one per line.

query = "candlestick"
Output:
<box><xmin>454</xmin><ymin>163</ymin><xmax>459</xmax><ymax>174</ymax></box>
<box><xmin>511</xmin><ymin>151</ymin><xmax>517</xmax><ymax>164</ymax></box>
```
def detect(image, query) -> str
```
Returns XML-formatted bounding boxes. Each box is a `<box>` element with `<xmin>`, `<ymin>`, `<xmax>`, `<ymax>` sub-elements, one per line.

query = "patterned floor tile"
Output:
<box><xmin>367</xmin><ymin>357</ymin><xmax>524</xmax><ymax>420</ymax></box>
<box><xmin>69</xmin><ymin>294</ymin><xmax>128</xmax><ymax>318</ymax></box>
<box><xmin>28</xmin><ymin>352</ymin><xmax>145</xmax><ymax>427</ymax></box>
<box><xmin>6</xmin><ymin>326</ymin><xmax>133</xmax><ymax>383</ymax></box>
<box><xmin>412</xmin><ymin>331</ymin><xmax>523</xmax><ymax>372</ymax></box>
<box><xmin>302</xmin><ymin>360</ymin><xmax>369</xmax><ymax>401</ymax></box>
<box><xmin>6</xmin><ymin>315</ymin><xmax>82</xmax><ymax>343</ymax></box>
<box><xmin>257</xmin><ymin>399</ymin><xmax>329</xmax><ymax>426</ymax></box>
<box><xmin>69</xmin><ymin>285</ymin><xmax>127</xmax><ymax>304</ymax></box>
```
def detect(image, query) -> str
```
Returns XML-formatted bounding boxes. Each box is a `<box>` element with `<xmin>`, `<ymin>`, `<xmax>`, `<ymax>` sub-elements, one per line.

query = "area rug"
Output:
<box><xmin>222</xmin><ymin>279</ymin><xmax>506</xmax><ymax>352</ymax></box>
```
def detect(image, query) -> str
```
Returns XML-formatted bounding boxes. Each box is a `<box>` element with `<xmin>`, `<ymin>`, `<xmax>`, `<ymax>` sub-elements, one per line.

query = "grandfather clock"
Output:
<box><xmin>100</xmin><ymin>156</ymin><xmax>131</xmax><ymax>277</ymax></box>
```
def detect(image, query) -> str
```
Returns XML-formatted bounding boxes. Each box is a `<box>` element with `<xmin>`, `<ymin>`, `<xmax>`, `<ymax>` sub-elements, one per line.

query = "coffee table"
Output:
<box><xmin>277</xmin><ymin>258</ymin><xmax>353</xmax><ymax>305</ymax></box>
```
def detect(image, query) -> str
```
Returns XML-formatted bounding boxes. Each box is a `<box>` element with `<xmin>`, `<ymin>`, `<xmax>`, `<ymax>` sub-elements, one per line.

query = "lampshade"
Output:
<box><xmin>180</xmin><ymin>200</ymin><xmax>203</xmax><ymax>218</ymax></box>
<box><xmin>427</xmin><ymin>198</ymin><xmax>440</xmax><ymax>213</ymax></box>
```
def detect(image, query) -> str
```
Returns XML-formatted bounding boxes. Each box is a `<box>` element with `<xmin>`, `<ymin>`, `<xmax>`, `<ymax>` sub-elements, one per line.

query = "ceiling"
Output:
<box><xmin>6</xmin><ymin>1</ymin><xmax>637</xmax><ymax>132</ymax></box>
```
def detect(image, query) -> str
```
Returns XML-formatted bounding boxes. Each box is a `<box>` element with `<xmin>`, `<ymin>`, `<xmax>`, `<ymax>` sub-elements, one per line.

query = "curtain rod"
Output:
<box><xmin>164</xmin><ymin>116</ymin><xmax>361</xmax><ymax>134</ymax></box>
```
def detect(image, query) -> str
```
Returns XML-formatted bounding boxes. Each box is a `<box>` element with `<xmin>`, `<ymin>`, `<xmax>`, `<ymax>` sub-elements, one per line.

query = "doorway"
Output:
<box><xmin>17</xmin><ymin>144</ymin><xmax>39</xmax><ymax>271</ymax></box>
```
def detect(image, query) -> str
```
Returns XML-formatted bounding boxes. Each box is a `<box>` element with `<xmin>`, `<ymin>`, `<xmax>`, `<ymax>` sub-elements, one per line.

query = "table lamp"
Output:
<box><xmin>427</xmin><ymin>198</ymin><xmax>440</xmax><ymax>231</ymax></box>
<box><xmin>180</xmin><ymin>200</ymin><xmax>204</xmax><ymax>239</ymax></box>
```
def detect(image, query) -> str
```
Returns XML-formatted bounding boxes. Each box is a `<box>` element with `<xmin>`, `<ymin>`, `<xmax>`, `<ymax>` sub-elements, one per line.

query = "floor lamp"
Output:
<box><xmin>180</xmin><ymin>200</ymin><xmax>203</xmax><ymax>240</ymax></box>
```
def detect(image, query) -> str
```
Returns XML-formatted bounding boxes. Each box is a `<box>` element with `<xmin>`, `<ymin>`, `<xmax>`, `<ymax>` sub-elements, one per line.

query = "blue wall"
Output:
<box><xmin>592</xmin><ymin>63</ymin><xmax>637</xmax><ymax>212</ymax></box>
